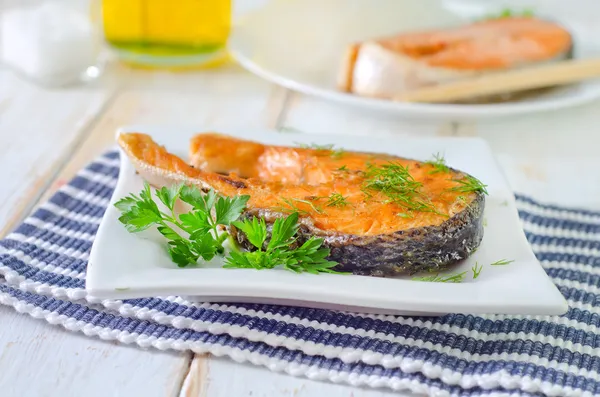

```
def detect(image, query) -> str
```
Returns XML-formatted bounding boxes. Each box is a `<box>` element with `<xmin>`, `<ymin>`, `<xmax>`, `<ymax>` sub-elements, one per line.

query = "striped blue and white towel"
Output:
<box><xmin>1</xmin><ymin>150</ymin><xmax>599</xmax><ymax>397</ymax></box>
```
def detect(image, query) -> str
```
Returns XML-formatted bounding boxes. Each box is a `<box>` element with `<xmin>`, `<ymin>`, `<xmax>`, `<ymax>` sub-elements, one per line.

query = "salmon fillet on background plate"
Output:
<box><xmin>337</xmin><ymin>16</ymin><xmax>573</xmax><ymax>101</ymax></box>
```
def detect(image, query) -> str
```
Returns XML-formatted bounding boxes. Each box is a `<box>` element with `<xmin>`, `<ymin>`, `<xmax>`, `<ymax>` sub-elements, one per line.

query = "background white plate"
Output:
<box><xmin>229</xmin><ymin>0</ymin><xmax>600</xmax><ymax>120</ymax></box>
<box><xmin>87</xmin><ymin>125</ymin><xmax>568</xmax><ymax>316</ymax></box>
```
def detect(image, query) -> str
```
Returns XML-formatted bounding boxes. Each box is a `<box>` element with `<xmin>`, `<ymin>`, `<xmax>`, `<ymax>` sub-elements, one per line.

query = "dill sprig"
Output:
<box><xmin>363</xmin><ymin>161</ymin><xmax>446</xmax><ymax>216</ymax></box>
<box><xmin>490</xmin><ymin>259</ymin><xmax>514</xmax><ymax>266</ymax></box>
<box><xmin>337</xmin><ymin>165</ymin><xmax>349</xmax><ymax>172</ymax></box>
<box><xmin>277</xmin><ymin>197</ymin><xmax>324</xmax><ymax>215</ymax></box>
<box><xmin>471</xmin><ymin>262</ymin><xmax>483</xmax><ymax>279</ymax></box>
<box><xmin>425</xmin><ymin>153</ymin><xmax>450</xmax><ymax>174</ymax></box>
<box><xmin>412</xmin><ymin>271</ymin><xmax>467</xmax><ymax>283</ymax></box>
<box><xmin>330</xmin><ymin>148</ymin><xmax>345</xmax><ymax>159</ymax></box>
<box><xmin>482</xmin><ymin>7</ymin><xmax>534</xmax><ymax>20</ymax></box>
<box><xmin>450</xmin><ymin>175</ymin><xmax>488</xmax><ymax>195</ymax></box>
<box><xmin>295</xmin><ymin>142</ymin><xmax>345</xmax><ymax>159</ymax></box>
<box><xmin>456</xmin><ymin>195</ymin><xmax>472</xmax><ymax>209</ymax></box>
<box><xmin>325</xmin><ymin>192</ymin><xmax>350</xmax><ymax>208</ymax></box>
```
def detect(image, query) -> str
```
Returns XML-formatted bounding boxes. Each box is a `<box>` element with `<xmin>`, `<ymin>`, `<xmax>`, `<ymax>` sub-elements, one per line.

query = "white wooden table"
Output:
<box><xmin>2</xmin><ymin>29</ymin><xmax>600</xmax><ymax>397</ymax></box>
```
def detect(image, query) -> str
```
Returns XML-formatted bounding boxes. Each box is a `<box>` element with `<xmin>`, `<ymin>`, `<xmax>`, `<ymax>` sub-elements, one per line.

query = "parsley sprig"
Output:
<box><xmin>227</xmin><ymin>212</ymin><xmax>342</xmax><ymax>274</ymax></box>
<box><xmin>115</xmin><ymin>183</ymin><xmax>343</xmax><ymax>274</ymax></box>
<box><xmin>115</xmin><ymin>183</ymin><xmax>250</xmax><ymax>267</ymax></box>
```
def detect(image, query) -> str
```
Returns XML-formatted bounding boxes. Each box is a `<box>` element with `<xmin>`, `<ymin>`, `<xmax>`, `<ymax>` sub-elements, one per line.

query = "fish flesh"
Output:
<box><xmin>118</xmin><ymin>132</ymin><xmax>485</xmax><ymax>276</ymax></box>
<box><xmin>338</xmin><ymin>17</ymin><xmax>573</xmax><ymax>102</ymax></box>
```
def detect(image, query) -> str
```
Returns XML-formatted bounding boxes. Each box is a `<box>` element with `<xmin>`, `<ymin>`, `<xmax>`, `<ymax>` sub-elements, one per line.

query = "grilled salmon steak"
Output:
<box><xmin>118</xmin><ymin>132</ymin><xmax>485</xmax><ymax>276</ymax></box>
<box><xmin>338</xmin><ymin>17</ymin><xmax>573</xmax><ymax>101</ymax></box>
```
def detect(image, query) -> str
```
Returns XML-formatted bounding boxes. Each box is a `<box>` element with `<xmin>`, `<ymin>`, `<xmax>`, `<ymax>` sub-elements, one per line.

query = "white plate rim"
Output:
<box><xmin>230</xmin><ymin>46</ymin><xmax>600</xmax><ymax>119</ymax></box>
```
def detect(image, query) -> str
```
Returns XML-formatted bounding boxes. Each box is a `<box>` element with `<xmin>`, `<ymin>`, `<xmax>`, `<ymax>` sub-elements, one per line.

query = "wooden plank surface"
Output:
<box><xmin>0</xmin><ymin>70</ymin><xmax>112</xmax><ymax>236</ymax></box>
<box><xmin>0</xmin><ymin>306</ymin><xmax>190</xmax><ymax>397</ymax></box>
<box><xmin>0</xmin><ymin>69</ymin><xmax>191</xmax><ymax>397</ymax></box>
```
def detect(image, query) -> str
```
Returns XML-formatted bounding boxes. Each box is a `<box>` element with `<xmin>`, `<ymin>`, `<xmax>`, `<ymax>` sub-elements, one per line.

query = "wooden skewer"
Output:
<box><xmin>395</xmin><ymin>58</ymin><xmax>600</xmax><ymax>103</ymax></box>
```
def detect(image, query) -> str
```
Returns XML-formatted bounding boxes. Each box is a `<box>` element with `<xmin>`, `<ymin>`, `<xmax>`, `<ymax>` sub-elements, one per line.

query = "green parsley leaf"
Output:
<box><xmin>118</xmin><ymin>208</ymin><xmax>162</xmax><ymax>232</ymax></box>
<box><xmin>167</xmin><ymin>239</ymin><xmax>199</xmax><ymax>267</ymax></box>
<box><xmin>179</xmin><ymin>211</ymin><xmax>211</xmax><ymax>237</ymax></box>
<box><xmin>114</xmin><ymin>196</ymin><xmax>138</xmax><ymax>212</ymax></box>
<box><xmin>232</xmin><ymin>217</ymin><xmax>268</xmax><ymax>249</ymax></box>
<box><xmin>180</xmin><ymin>185</ymin><xmax>216</xmax><ymax>212</ymax></box>
<box><xmin>191</xmin><ymin>233</ymin><xmax>220</xmax><ymax>261</ymax></box>
<box><xmin>139</xmin><ymin>183</ymin><xmax>161</xmax><ymax>214</ymax></box>
<box><xmin>157</xmin><ymin>225</ymin><xmax>183</xmax><ymax>241</ymax></box>
<box><xmin>281</xmin><ymin>237</ymin><xmax>340</xmax><ymax>274</ymax></box>
<box><xmin>215</xmin><ymin>195</ymin><xmax>251</xmax><ymax>225</ymax></box>
<box><xmin>156</xmin><ymin>184</ymin><xmax>182</xmax><ymax>211</ymax></box>
<box><xmin>267</xmin><ymin>212</ymin><xmax>299</xmax><ymax>250</ymax></box>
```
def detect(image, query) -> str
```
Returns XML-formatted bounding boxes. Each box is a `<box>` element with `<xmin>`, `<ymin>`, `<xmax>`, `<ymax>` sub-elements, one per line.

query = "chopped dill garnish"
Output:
<box><xmin>456</xmin><ymin>195</ymin><xmax>472</xmax><ymax>209</ymax></box>
<box><xmin>425</xmin><ymin>153</ymin><xmax>450</xmax><ymax>174</ymax></box>
<box><xmin>330</xmin><ymin>148</ymin><xmax>345</xmax><ymax>159</ymax></box>
<box><xmin>278</xmin><ymin>126</ymin><xmax>303</xmax><ymax>133</ymax></box>
<box><xmin>450</xmin><ymin>175</ymin><xmax>488</xmax><ymax>195</ymax></box>
<box><xmin>277</xmin><ymin>197</ymin><xmax>324</xmax><ymax>215</ymax></box>
<box><xmin>412</xmin><ymin>271</ymin><xmax>467</xmax><ymax>283</ymax></box>
<box><xmin>295</xmin><ymin>142</ymin><xmax>345</xmax><ymax>159</ymax></box>
<box><xmin>500</xmin><ymin>200</ymin><xmax>509</xmax><ymax>206</ymax></box>
<box><xmin>471</xmin><ymin>262</ymin><xmax>483</xmax><ymax>279</ymax></box>
<box><xmin>482</xmin><ymin>7</ymin><xmax>534</xmax><ymax>20</ymax></box>
<box><xmin>397</xmin><ymin>212</ymin><xmax>413</xmax><ymax>219</ymax></box>
<box><xmin>295</xmin><ymin>142</ymin><xmax>334</xmax><ymax>151</ymax></box>
<box><xmin>325</xmin><ymin>192</ymin><xmax>349</xmax><ymax>208</ymax></box>
<box><xmin>337</xmin><ymin>165</ymin><xmax>349</xmax><ymax>172</ymax></box>
<box><xmin>363</xmin><ymin>161</ymin><xmax>447</xmax><ymax>217</ymax></box>
<box><xmin>360</xmin><ymin>185</ymin><xmax>374</xmax><ymax>200</ymax></box>
<box><xmin>490</xmin><ymin>259</ymin><xmax>514</xmax><ymax>266</ymax></box>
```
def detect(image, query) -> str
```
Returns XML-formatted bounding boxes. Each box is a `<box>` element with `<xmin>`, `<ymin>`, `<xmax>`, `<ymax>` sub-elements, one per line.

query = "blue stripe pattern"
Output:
<box><xmin>1</xmin><ymin>150</ymin><xmax>599</xmax><ymax>397</ymax></box>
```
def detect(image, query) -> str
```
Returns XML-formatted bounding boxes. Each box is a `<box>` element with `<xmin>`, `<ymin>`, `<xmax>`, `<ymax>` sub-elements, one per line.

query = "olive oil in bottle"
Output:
<box><xmin>101</xmin><ymin>0</ymin><xmax>231</xmax><ymax>68</ymax></box>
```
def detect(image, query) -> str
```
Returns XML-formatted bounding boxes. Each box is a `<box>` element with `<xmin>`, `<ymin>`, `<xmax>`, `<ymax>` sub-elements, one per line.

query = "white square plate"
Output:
<box><xmin>87</xmin><ymin>126</ymin><xmax>568</xmax><ymax>316</ymax></box>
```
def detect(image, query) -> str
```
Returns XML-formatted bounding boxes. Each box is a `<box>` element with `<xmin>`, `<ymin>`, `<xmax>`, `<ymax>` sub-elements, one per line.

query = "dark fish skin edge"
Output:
<box><xmin>230</xmin><ymin>192</ymin><xmax>485</xmax><ymax>277</ymax></box>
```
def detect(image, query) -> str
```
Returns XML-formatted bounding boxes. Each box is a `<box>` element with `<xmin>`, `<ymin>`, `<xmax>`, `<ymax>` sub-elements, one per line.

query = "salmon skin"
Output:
<box><xmin>338</xmin><ymin>17</ymin><xmax>573</xmax><ymax>102</ymax></box>
<box><xmin>118</xmin><ymin>132</ymin><xmax>485</xmax><ymax>276</ymax></box>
